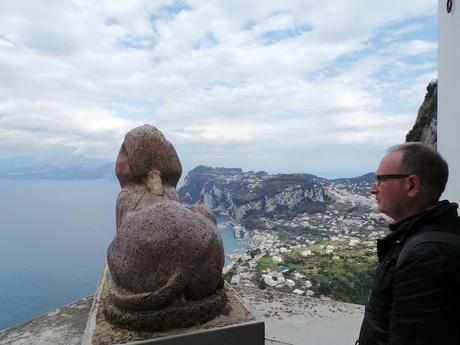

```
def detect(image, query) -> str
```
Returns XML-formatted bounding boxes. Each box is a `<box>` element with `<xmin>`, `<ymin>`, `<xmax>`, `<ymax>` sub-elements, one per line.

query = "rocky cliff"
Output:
<box><xmin>406</xmin><ymin>80</ymin><xmax>437</xmax><ymax>148</ymax></box>
<box><xmin>178</xmin><ymin>166</ymin><xmax>377</xmax><ymax>230</ymax></box>
<box><xmin>178</xmin><ymin>166</ymin><xmax>331</xmax><ymax>223</ymax></box>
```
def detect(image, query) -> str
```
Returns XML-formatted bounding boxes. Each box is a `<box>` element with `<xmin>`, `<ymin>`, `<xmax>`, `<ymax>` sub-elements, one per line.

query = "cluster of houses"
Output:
<box><xmin>269</xmin><ymin>206</ymin><xmax>387</xmax><ymax>237</ymax></box>
<box><xmin>224</xmin><ymin>197</ymin><xmax>388</xmax><ymax>296</ymax></box>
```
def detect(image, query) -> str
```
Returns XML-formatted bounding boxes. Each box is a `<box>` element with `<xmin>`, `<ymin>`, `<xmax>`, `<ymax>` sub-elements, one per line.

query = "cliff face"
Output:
<box><xmin>406</xmin><ymin>80</ymin><xmax>437</xmax><ymax>148</ymax></box>
<box><xmin>178</xmin><ymin>166</ymin><xmax>331</xmax><ymax>223</ymax></box>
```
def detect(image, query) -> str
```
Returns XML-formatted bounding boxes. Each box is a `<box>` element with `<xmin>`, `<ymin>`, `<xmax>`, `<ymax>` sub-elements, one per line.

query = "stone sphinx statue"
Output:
<box><xmin>104</xmin><ymin>124</ymin><xmax>226</xmax><ymax>330</ymax></box>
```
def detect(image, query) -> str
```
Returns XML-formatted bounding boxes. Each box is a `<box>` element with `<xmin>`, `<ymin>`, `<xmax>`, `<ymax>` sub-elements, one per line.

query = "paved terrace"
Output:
<box><xmin>0</xmin><ymin>289</ymin><xmax>363</xmax><ymax>345</ymax></box>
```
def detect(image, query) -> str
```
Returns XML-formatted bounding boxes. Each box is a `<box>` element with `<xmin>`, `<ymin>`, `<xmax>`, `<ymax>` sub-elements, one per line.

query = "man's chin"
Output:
<box><xmin>377</xmin><ymin>207</ymin><xmax>395</xmax><ymax>223</ymax></box>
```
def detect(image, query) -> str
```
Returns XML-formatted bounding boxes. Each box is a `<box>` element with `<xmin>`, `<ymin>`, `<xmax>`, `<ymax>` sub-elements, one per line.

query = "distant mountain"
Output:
<box><xmin>333</xmin><ymin>172</ymin><xmax>374</xmax><ymax>183</ymax></box>
<box><xmin>0</xmin><ymin>155</ymin><xmax>111</xmax><ymax>169</ymax></box>
<box><xmin>0</xmin><ymin>162</ymin><xmax>116</xmax><ymax>180</ymax></box>
<box><xmin>332</xmin><ymin>173</ymin><xmax>375</xmax><ymax>193</ymax></box>
<box><xmin>178</xmin><ymin>166</ymin><xmax>373</xmax><ymax>228</ymax></box>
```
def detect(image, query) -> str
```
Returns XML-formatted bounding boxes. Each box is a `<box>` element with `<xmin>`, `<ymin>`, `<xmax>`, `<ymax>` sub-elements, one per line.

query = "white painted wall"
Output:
<box><xmin>438</xmin><ymin>0</ymin><xmax>460</xmax><ymax>203</ymax></box>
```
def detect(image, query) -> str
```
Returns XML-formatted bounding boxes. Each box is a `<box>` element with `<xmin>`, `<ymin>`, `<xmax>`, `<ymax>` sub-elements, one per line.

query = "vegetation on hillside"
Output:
<box><xmin>224</xmin><ymin>235</ymin><xmax>379</xmax><ymax>305</ymax></box>
<box><xmin>406</xmin><ymin>80</ymin><xmax>437</xmax><ymax>147</ymax></box>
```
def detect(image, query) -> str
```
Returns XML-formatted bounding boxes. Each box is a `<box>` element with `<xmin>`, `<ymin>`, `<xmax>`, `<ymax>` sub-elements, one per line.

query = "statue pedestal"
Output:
<box><xmin>81</xmin><ymin>266</ymin><xmax>264</xmax><ymax>345</ymax></box>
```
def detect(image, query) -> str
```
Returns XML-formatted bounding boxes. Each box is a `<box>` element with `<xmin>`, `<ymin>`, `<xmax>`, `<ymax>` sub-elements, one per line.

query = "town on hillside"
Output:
<box><xmin>179</xmin><ymin>167</ymin><xmax>388</xmax><ymax>305</ymax></box>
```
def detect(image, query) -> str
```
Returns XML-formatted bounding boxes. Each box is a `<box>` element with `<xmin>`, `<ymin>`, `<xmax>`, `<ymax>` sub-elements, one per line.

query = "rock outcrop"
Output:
<box><xmin>406</xmin><ymin>80</ymin><xmax>437</xmax><ymax>148</ymax></box>
<box><xmin>178</xmin><ymin>166</ymin><xmax>332</xmax><ymax>227</ymax></box>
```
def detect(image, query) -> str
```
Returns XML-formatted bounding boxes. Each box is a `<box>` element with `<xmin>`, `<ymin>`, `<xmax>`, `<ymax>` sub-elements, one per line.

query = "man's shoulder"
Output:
<box><xmin>400</xmin><ymin>230</ymin><xmax>460</xmax><ymax>267</ymax></box>
<box><xmin>412</xmin><ymin>205</ymin><xmax>460</xmax><ymax>238</ymax></box>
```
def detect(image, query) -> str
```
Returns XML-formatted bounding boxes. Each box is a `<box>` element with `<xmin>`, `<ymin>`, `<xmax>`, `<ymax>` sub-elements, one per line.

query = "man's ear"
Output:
<box><xmin>407</xmin><ymin>175</ymin><xmax>422</xmax><ymax>197</ymax></box>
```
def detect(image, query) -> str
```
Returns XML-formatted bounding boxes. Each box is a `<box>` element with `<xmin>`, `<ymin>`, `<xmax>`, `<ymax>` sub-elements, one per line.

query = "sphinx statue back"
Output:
<box><xmin>104</xmin><ymin>124</ymin><xmax>226</xmax><ymax>330</ymax></box>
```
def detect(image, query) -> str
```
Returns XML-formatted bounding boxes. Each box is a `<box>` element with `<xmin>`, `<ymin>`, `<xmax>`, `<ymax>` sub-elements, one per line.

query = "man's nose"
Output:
<box><xmin>370</xmin><ymin>182</ymin><xmax>378</xmax><ymax>194</ymax></box>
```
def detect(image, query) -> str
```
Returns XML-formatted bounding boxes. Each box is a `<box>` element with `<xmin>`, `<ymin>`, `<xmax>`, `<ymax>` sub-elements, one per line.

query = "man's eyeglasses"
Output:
<box><xmin>374</xmin><ymin>174</ymin><xmax>410</xmax><ymax>186</ymax></box>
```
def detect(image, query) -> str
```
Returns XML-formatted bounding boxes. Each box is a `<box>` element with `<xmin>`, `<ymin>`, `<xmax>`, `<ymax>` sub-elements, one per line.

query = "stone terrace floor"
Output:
<box><xmin>0</xmin><ymin>289</ymin><xmax>363</xmax><ymax>345</ymax></box>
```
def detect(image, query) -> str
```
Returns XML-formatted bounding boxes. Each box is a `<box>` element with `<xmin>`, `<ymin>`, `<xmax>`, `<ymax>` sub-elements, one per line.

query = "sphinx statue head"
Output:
<box><xmin>105</xmin><ymin>124</ymin><xmax>226</xmax><ymax>330</ymax></box>
<box><xmin>115</xmin><ymin>125</ymin><xmax>181</xmax><ymax>187</ymax></box>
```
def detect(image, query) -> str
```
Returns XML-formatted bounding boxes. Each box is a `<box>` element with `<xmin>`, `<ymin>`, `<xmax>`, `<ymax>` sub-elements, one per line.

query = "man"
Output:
<box><xmin>357</xmin><ymin>142</ymin><xmax>460</xmax><ymax>345</ymax></box>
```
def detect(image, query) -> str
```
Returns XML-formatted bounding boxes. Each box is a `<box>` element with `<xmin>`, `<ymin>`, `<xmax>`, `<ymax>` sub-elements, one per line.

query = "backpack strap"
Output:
<box><xmin>396</xmin><ymin>231</ymin><xmax>460</xmax><ymax>268</ymax></box>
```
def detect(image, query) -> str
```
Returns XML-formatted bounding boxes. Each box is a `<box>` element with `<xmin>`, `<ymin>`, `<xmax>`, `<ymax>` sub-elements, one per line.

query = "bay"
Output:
<box><xmin>0</xmin><ymin>180</ymin><xmax>246</xmax><ymax>331</ymax></box>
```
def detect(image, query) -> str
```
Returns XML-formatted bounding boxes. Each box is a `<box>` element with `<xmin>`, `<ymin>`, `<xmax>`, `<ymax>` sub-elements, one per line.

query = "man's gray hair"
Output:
<box><xmin>388</xmin><ymin>142</ymin><xmax>449</xmax><ymax>203</ymax></box>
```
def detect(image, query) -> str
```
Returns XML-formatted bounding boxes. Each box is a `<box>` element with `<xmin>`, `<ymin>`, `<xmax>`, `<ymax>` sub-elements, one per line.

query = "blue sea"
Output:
<box><xmin>0</xmin><ymin>180</ymin><xmax>247</xmax><ymax>331</ymax></box>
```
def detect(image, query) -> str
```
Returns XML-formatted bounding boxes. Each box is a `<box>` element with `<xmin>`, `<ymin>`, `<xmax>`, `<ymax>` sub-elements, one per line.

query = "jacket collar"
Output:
<box><xmin>377</xmin><ymin>200</ymin><xmax>458</xmax><ymax>260</ymax></box>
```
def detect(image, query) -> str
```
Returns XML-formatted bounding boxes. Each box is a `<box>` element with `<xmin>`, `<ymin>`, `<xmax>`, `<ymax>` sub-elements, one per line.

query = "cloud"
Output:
<box><xmin>0</xmin><ymin>0</ymin><xmax>437</xmax><ymax>176</ymax></box>
<box><xmin>403</xmin><ymin>39</ymin><xmax>438</xmax><ymax>55</ymax></box>
<box><xmin>0</xmin><ymin>99</ymin><xmax>139</xmax><ymax>157</ymax></box>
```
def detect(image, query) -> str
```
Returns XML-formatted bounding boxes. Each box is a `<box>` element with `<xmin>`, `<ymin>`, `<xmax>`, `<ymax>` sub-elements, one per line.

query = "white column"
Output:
<box><xmin>438</xmin><ymin>0</ymin><xmax>460</xmax><ymax>203</ymax></box>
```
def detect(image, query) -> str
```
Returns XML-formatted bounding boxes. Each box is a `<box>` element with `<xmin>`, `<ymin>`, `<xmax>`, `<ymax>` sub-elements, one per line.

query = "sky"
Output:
<box><xmin>0</xmin><ymin>0</ymin><xmax>438</xmax><ymax>178</ymax></box>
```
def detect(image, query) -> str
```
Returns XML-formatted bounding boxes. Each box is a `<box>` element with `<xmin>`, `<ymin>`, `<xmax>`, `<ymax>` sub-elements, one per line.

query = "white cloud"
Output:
<box><xmin>0</xmin><ymin>0</ymin><xmax>437</xmax><ymax>176</ymax></box>
<box><xmin>406</xmin><ymin>39</ymin><xmax>438</xmax><ymax>55</ymax></box>
<box><xmin>0</xmin><ymin>99</ymin><xmax>139</xmax><ymax>157</ymax></box>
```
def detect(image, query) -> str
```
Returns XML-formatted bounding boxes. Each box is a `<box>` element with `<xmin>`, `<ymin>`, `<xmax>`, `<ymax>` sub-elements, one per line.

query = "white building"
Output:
<box><xmin>439</xmin><ymin>0</ymin><xmax>460</xmax><ymax>203</ymax></box>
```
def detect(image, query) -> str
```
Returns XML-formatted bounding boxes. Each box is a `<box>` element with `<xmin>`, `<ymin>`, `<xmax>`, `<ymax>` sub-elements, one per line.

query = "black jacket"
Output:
<box><xmin>358</xmin><ymin>200</ymin><xmax>460</xmax><ymax>345</ymax></box>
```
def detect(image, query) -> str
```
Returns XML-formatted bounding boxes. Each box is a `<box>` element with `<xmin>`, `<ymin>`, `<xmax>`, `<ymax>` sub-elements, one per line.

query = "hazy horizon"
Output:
<box><xmin>0</xmin><ymin>154</ymin><xmax>375</xmax><ymax>180</ymax></box>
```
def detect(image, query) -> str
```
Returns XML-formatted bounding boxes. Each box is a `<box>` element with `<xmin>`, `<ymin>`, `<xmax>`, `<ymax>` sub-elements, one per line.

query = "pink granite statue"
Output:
<box><xmin>104</xmin><ymin>124</ymin><xmax>226</xmax><ymax>330</ymax></box>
